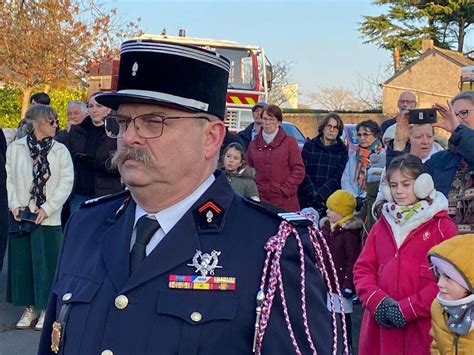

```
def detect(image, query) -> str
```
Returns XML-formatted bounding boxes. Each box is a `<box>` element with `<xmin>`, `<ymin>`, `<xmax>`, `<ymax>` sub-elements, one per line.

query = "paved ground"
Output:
<box><xmin>0</xmin><ymin>257</ymin><xmax>362</xmax><ymax>354</ymax></box>
<box><xmin>0</xmin><ymin>259</ymin><xmax>41</xmax><ymax>355</ymax></box>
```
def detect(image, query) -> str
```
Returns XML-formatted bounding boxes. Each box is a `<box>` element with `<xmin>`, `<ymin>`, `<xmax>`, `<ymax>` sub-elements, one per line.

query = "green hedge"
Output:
<box><xmin>0</xmin><ymin>86</ymin><xmax>86</xmax><ymax>128</ymax></box>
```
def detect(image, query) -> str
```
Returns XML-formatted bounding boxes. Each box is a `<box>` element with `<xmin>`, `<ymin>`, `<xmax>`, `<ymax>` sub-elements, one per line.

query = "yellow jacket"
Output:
<box><xmin>429</xmin><ymin>234</ymin><xmax>474</xmax><ymax>355</ymax></box>
<box><xmin>430</xmin><ymin>300</ymin><xmax>474</xmax><ymax>354</ymax></box>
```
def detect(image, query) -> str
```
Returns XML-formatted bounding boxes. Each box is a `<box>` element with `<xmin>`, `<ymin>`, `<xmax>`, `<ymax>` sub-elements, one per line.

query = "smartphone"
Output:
<box><xmin>408</xmin><ymin>108</ymin><xmax>437</xmax><ymax>124</ymax></box>
<box><xmin>18</xmin><ymin>210</ymin><xmax>39</xmax><ymax>223</ymax></box>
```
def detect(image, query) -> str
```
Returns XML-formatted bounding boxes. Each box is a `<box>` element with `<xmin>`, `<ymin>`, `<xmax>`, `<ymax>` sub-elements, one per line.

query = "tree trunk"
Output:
<box><xmin>458</xmin><ymin>19</ymin><xmax>465</xmax><ymax>53</ymax></box>
<box><xmin>20</xmin><ymin>87</ymin><xmax>32</xmax><ymax>120</ymax></box>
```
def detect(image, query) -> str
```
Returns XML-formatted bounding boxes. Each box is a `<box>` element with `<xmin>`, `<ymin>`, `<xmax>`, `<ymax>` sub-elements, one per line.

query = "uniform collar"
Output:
<box><xmin>134</xmin><ymin>174</ymin><xmax>215</xmax><ymax>234</ymax></box>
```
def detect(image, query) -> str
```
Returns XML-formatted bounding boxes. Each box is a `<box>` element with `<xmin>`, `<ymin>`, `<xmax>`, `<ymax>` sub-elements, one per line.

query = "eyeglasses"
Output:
<box><xmin>325</xmin><ymin>124</ymin><xmax>339</xmax><ymax>131</ymax></box>
<box><xmin>262</xmin><ymin>116</ymin><xmax>278</xmax><ymax>122</ymax></box>
<box><xmin>104</xmin><ymin>113</ymin><xmax>211</xmax><ymax>139</ymax></box>
<box><xmin>455</xmin><ymin>109</ymin><xmax>472</xmax><ymax>119</ymax></box>
<box><xmin>357</xmin><ymin>132</ymin><xmax>374</xmax><ymax>138</ymax></box>
<box><xmin>47</xmin><ymin>119</ymin><xmax>59</xmax><ymax>126</ymax></box>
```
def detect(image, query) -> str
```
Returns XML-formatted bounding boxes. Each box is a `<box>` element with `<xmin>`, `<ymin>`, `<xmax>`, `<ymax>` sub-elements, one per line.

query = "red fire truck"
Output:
<box><xmin>88</xmin><ymin>33</ymin><xmax>272</xmax><ymax>131</ymax></box>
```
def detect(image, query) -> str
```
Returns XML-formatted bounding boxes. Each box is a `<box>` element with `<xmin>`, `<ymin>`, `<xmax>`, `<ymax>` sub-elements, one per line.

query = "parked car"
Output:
<box><xmin>281</xmin><ymin>121</ymin><xmax>307</xmax><ymax>150</ymax></box>
<box><xmin>341</xmin><ymin>123</ymin><xmax>359</xmax><ymax>154</ymax></box>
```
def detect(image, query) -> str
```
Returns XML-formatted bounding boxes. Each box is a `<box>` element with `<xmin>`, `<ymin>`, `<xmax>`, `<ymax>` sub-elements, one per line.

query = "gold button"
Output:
<box><xmin>190</xmin><ymin>311</ymin><xmax>202</xmax><ymax>322</ymax></box>
<box><xmin>114</xmin><ymin>295</ymin><xmax>128</xmax><ymax>310</ymax></box>
<box><xmin>101</xmin><ymin>350</ymin><xmax>113</xmax><ymax>355</ymax></box>
<box><xmin>62</xmin><ymin>293</ymin><xmax>72</xmax><ymax>302</ymax></box>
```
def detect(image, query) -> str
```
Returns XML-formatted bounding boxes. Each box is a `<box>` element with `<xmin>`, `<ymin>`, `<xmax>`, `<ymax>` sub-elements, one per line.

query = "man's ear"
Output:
<box><xmin>203</xmin><ymin>120</ymin><xmax>226</xmax><ymax>160</ymax></box>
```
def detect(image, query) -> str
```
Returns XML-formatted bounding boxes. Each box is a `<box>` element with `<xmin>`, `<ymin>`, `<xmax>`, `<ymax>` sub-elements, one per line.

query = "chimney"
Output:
<box><xmin>421</xmin><ymin>39</ymin><xmax>434</xmax><ymax>53</ymax></box>
<box><xmin>178</xmin><ymin>28</ymin><xmax>186</xmax><ymax>37</ymax></box>
<box><xmin>393</xmin><ymin>48</ymin><xmax>400</xmax><ymax>73</ymax></box>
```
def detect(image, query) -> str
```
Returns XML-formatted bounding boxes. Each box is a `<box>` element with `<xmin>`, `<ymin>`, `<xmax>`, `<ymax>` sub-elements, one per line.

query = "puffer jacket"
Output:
<box><xmin>428</xmin><ymin>234</ymin><xmax>474</xmax><ymax>355</ymax></box>
<box><xmin>225</xmin><ymin>166</ymin><xmax>259</xmax><ymax>200</ymax></box>
<box><xmin>320</xmin><ymin>216</ymin><xmax>363</xmax><ymax>292</ymax></box>
<box><xmin>247</xmin><ymin>127</ymin><xmax>305</xmax><ymax>211</ymax></box>
<box><xmin>354</xmin><ymin>192</ymin><xmax>457</xmax><ymax>355</ymax></box>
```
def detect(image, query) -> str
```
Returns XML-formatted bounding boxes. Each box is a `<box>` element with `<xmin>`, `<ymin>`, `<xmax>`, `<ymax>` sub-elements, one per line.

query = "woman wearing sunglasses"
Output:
<box><xmin>341</xmin><ymin>120</ymin><xmax>385</xmax><ymax>219</ymax></box>
<box><xmin>64</xmin><ymin>92</ymin><xmax>122</xmax><ymax>213</ymax></box>
<box><xmin>6</xmin><ymin>104</ymin><xmax>74</xmax><ymax>331</ymax></box>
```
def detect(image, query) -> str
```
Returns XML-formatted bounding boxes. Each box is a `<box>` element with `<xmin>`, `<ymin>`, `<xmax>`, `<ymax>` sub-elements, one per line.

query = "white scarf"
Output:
<box><xmin>262</xmin><ymin>130</ymin><xmax>278</xmax><ymax>144</ymax></box>
<box><xmin>382</xmin><ymin>191</ymin><xmax>448</xmax><ymax>248</ymax></box>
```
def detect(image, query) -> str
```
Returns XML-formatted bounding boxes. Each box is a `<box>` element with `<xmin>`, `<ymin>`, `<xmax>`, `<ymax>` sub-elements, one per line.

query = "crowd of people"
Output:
<box><xmin>226</xmin><ymin>91</ymin><xmax>473</xmax><ymax>353</ymax></box>
<box><xmin>0</xmin><ymin>50</ymin><xmax>473</xmax><ymax>354</ymax></box>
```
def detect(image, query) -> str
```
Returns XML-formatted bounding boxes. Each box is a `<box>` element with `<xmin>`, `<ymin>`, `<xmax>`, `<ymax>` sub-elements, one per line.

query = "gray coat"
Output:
<box><xmin>225</xmin><ymin>167</ymin><xmax>259</xmax><ymax>200</ymax></box>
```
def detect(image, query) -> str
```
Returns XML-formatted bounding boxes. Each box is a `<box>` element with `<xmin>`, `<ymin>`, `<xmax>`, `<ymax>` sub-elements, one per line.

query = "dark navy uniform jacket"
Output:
<box><xmin>38</xmin><ymin>171</ymin><xmax>332</xmax><ymax>355</ymax></box>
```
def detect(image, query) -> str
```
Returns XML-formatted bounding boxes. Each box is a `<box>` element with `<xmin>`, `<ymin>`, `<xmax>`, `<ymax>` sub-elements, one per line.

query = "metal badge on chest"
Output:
<box><xmin>168</xmin><ymin>199</ymin><xmax>236</xmax><ymax>291</ymax></box>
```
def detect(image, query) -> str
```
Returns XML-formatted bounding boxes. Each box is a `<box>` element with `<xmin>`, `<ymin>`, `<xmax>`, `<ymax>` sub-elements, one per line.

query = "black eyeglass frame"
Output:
<box><xmin>46</xmin><ymin>118</ymin><xmax>59</xmax><ymax>126</ymax></box>
<box><xmin>104</xmin><ymin>113</ymin><xmax>211</xmax><ymax>139</ymax></box>
<box><xmin>455</xmin><ymin>109</ymin><xmax>472</xmax><ymax>119</ymax></box>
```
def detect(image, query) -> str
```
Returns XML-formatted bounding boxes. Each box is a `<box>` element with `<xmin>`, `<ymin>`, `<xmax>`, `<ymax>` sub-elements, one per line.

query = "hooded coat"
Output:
<box><xmin>225</xmin><ymin>167</ymin><xmax>259</xmax><ymax>200</ymax></box>
<box><xmin>354</xmin><ymin>192</ymin><xmax>457</xmax><ymax>355</ymax></box>
<box><xmin>428</xmin><ymin>234</ymin><xmax>474</xmax><ymax>355</ymax></box>
<box><xmin>320</xmin><ymin>216</ymin><xmax>363</xmax><ymax>292</ymax></box>
<box><xmin>247</xmin><ymin>127</ymin><xmax>304</xmax><ymax>211</ymax></box>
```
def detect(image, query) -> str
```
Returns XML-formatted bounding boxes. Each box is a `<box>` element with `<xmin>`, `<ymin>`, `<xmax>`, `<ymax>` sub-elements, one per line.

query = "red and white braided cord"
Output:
<box><xmin>309</xmin><ymin>227</ymin><xmax>350</xmax><ymax>354</ymax></box>
<box><xmin>255</xmin><ymin>221</ymin><xmax>350</xmax><ymax>354</ymax></box>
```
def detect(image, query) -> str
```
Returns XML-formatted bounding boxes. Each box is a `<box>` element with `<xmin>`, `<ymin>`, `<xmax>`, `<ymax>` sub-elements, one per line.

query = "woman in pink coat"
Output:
<box><xmin>353</xmin><ymin>154</ymin><xmax>457</xmax><ymax>355</ymax></box>
<box><xmin>247</xmin><ymin>105</ymin><xmax>305</xmax><ymax>211</ymax></box>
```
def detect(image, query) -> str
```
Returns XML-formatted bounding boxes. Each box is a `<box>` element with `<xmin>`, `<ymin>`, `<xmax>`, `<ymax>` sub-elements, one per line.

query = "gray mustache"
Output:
<box><xmin>111</xmin><ymin>146</ymin><xmax>153</xmax><ymax>167</ymax></box>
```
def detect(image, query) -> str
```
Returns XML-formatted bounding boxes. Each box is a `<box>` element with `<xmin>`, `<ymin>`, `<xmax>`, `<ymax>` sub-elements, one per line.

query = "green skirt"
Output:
<box><xmin>6</xmin><ymin>225</ymin><xmax>62</xmax><ymax>309</ymax></box>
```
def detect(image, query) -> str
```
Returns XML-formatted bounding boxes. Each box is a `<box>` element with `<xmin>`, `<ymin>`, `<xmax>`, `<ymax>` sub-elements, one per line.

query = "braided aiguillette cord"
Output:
<box><xmin>255</xmin><ymin>222</ymin><xmax>304</xmax><ymax>354</ymax></box>
<box><xmin>254</xmin><ymin>231</ymin><xmax>284</xmax><ymax>354</ymax></box>
<box><xmin>310</xmin><ymin>228</ymin><xmax>350</xmax><ymax>355</ymax></box>
<box><xmin>308</xmin><ymin>228</ymin><xmax>339</xmax><ymax>355</ymax></box>
<box><xmin>317</xmin><ymin>229</ymin><xmax>349</xmax><ymax>354</ymax></box>
<box><xmin>291</xmin><ymin>226</ymin><xmax>318</xmax><ymax>354</ymax></box>
<box><xmin>254</xmin><ymin>222</ymin><xmax>317</xmax><ymax>354</ymax></box>
<box><xmin>254</xmin><ymin>221</ymin><xmax>349</xmax><ymax>355</ymax></box>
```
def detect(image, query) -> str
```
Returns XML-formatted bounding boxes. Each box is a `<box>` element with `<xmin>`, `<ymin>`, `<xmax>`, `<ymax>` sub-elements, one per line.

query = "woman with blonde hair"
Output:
<box><xmin>6</xmin><ymin>104</ymin><xmax>74</xmax><ymax>330</ymax></box>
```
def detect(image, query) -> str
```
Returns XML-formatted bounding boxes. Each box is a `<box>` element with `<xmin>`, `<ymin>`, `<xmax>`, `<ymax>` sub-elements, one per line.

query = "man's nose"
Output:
<box><xmin>121</xmin><ymin>121</ymin><xmax>143</xmax><ymax>144</ymax></box>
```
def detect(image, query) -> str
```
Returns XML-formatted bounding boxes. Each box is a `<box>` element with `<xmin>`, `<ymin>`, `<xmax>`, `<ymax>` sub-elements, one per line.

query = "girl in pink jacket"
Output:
<box><xmin>353</xmin><ymin>154</ymin><xmax>457</xmax><ymax>355</ymax></box>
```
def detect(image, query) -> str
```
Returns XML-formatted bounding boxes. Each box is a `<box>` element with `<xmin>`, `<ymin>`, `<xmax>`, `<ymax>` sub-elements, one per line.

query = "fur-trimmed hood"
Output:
<box><xmin>226</xmin><ymin>166</ymin><xmax>256</xmax><ymax>180</ymax></box>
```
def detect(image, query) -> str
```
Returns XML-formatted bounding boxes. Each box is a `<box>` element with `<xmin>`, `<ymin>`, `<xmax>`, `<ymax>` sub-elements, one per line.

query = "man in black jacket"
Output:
<box><xmin>237</xmin><ymin>101</ymin><xmax>267</xmax><ymax>150</ymax></box>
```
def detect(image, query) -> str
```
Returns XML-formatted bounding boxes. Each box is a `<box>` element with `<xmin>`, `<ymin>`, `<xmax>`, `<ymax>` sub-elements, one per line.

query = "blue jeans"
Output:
<box><xmin>69</xmin><ymin>194</ymin><xmax>94</xmax><ymax>214</ymax></box>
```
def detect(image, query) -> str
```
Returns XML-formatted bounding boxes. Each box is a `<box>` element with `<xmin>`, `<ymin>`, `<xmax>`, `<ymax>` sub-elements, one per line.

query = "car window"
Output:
<box><xmin>282</xmin><ymin>123</ymin><xmax>306</xmax><ymax>145</ymax></box>
<box><xmin>347</xmin><ymin>126</ymin><xmax>359</xmax><ymax>145</ymax></box>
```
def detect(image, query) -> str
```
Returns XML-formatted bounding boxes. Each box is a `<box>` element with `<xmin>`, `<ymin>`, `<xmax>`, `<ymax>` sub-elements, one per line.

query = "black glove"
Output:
<box><xmin>386</xmin><ymin>304</ymin><xmax>407</xmax><ymax>328</ymax></box>
<box><xmin>374</xmin><ymin>297</ymin><xmax>397</xmax><ymax>328</ymax></box>
<box><xmin>342</xmin><ymin>288</ymin><xmax>354</xmax><ymax>299</ymax></box>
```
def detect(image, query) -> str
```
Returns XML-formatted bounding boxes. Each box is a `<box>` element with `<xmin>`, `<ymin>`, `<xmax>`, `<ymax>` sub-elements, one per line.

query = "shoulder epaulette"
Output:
<box><xmin>80</xmin><ymin>189</ymin><xmax>131</xmax><ymax>209</ymax></box>
<box><xmin>243</xmin><ymin>198</ymin><xmax>312</xmax><ymax>227</ymax></box>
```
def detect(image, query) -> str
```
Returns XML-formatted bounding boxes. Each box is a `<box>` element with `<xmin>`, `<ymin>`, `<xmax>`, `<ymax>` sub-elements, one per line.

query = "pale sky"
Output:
<box><xmin>109</xmin><ymin>0</ymin><xmax>472</xmax><ymax>105</ymax></box>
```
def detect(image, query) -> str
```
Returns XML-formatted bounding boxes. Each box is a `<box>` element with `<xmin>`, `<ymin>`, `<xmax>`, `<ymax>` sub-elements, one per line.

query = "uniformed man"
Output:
<box><xmin>38</xmin><ymin>40</ymin><xmax>332</xmax><ymax>355</ymax></box>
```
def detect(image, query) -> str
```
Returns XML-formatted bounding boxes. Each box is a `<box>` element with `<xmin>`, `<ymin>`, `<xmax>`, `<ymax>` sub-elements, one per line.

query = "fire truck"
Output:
<box><xmin>88</xmin><ymin>33</ymin><xmax>273</xmax><ymax>131</ymax></box>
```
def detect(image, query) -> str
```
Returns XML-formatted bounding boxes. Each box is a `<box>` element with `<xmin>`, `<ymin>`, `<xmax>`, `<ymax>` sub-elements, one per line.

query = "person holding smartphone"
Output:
<box><xmin>387</xmin><ymin>91</ymin><xmax>474</xmax><ymax>234</ymax></box>
<box><xmin>64</xmin><ymin>92</ymin><xmax>122</xmax><ymax>213</ymax></box>
<box><xmin>6</xmin><ymin>105</ymin><xmax>73</xmax><ymax>331</ymax></box>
